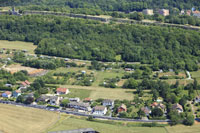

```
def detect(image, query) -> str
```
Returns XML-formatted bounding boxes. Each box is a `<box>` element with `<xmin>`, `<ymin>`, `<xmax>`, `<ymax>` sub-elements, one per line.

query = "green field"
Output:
<box><xmin>61</xmin><ymin>85</ymin><xmax>136</xmax><ymax>100</ymax></box>
<box><xmin>0</xmin><ymin>40</ymin><xmax>37</xmax><ymax>54</ymax></box>
<box><xmin>53</xmin><ymin>67</ymin><xmax>125</xmax><ymax>87</ymax></box>
<box><xmin>63</xmin><ymin>88</ymin><xmax>91</xmax><ymax>100</ymax></box>
<box><xmin>47</xmin><ymin>115</ymin><xmax>167</xmax><ymax>133</ymax></box>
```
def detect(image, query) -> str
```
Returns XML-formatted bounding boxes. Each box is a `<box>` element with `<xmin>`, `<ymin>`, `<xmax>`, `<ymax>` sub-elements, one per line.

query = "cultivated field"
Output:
<box><xmin>0</xmin><ymin>40</ymin><xmax>36</xmax><ymax>54</ymax></box>
<box><xmin>5</xmin><ymin>64</ymin><xmax>46</xmax><ymax>75</ymax></box>
<box><xmin>0</xmin><ymin>103</ymin><xmax>59</xmax><ymax>133</ymax></box>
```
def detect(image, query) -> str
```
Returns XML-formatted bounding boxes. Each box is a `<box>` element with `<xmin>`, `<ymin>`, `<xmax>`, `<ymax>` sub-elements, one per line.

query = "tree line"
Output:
<box><xmin>1</xmin><ymin>0</ymin><xmax>200</xmax><ymax>12</ymax></box>
<box><xmin>0</xmin><ymin>15</ymin><xmax>199</xmax><ymax>71</ymax></box>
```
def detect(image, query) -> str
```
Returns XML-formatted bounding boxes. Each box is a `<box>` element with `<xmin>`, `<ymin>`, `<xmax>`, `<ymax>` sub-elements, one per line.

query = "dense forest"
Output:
<box><xmin>0</xmin><ymin>15</ymin><xmax>199</xmax><ymax>71</ymax></box>
<box><xmin>0</xmin><ymin>0</ymin><xmax>200</xmax><ymax>13</ymax></box>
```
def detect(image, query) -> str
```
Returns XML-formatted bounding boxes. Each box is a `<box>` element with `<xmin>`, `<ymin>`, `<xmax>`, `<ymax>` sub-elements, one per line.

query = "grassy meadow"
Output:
<box><xmin>0</xmin><ymin>40</ymin><xmax>36</xmax><ymax>54</ymax></box>
<box><xmin>47</xmin><ymin>114</ymin><xmax>167</xmax><ymax>133</ymax></box>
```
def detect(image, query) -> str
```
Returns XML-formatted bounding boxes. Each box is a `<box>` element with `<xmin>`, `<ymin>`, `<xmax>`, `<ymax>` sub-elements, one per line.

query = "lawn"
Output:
<box><xmin>61</xmin><ymin>85</ymin><xmax>136</xmax><ymax>100</ymax></box>
<box><xmin>0</xmin><ymin>103</ymin><xmax>59</xmax><ymax>133</ymax></box>
<box><xmin>191</xmin><ymin>70</ymin><xmax>200</xmax><ymax>82</ymax></box>
<box><xmin>92</xmin><ymin>69</ymin><xmax>124</xmax><ymax>87</ymax></box>
<box><xmin>62</xmin><ymin>88</ymin><xmax>91</xmax><ymax>100</ymax></box>
<box><xmin>0</xmin><ymin>40</ymin><xmax>37</xmax><ymax>54</ymax></box>
<box><xmin>47</xmin><ymin>114</ymin><xmax>167</xmax><ymax>133</ymax></box>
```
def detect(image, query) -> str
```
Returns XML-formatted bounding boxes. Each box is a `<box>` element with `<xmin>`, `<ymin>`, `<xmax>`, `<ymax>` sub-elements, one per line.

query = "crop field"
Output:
<box><xmin>4</xmin><ymin>64</ymin><xmax>46</xmax><ymax>76</ymax></box>
<box><xmin>47</xmin><ymin>114</ymin><xmax>167</xmax><ymax>133</ymax></box>
<box><xmin>0</xmin><ymin>40</ymin><xmax>36</xmax><ymax>54</ymax></box>
<box><xmin>0</xmin><ymin>103</ymin><xmax>59</xmax><ymax>133</ymax></box>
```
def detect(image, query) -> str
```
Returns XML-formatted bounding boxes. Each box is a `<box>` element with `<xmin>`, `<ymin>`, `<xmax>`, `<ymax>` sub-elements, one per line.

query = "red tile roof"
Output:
<box><xmin>21</xmin><ymin>82</ymin><xmax>27</xmax><ymax>86</ymax></box>
<box><xmin>56</xmin><ymin>88</ymin><xmax>68</xmax><ymax>93</ymax></box>
<box><xmin>84</xmin><ymin>98</ymin><xmax>92</xmax><ymax>101</ymax></box>
<box><xmin>25</xmin><ymin>80</ymin><xmax>31</xmax><ymax>85</ymax></box>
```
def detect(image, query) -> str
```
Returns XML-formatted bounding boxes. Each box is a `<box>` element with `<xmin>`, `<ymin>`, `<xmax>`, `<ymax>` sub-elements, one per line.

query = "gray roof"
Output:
<box><xmin>103</xmin><ymin>99</ymin><xmax>114</xmax><ymax>103</ymax></box>
<box><xmin>68</xmin><ymin>102</ymin><xmax>90</xmax><ymax>108</ymax></box>
<box><xmin>48</xmin><ymin>128</ymin><xmax>98</xmax><ymax>133</ymax></box>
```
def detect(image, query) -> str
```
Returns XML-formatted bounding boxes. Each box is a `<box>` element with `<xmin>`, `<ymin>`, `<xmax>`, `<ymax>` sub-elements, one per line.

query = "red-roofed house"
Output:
<box><xmin>20</xmin><ymin>80</ymin><xmax>31</xmax><ymax>88</ymax></box>
<box><xmin>56</xmin><ymin>88</ymin><xmax>69</xmax><ymax>95</ymax></box>
<box><xmin>84</xmin><ymin>98</ymin><xmax>93</xmax><ymax>103</ymax></box>
<box><xmin>193</xmin><ymin>10</ymin><xmax>200</xmax><ymax>18</ymax></box>
<box><xmin>25</xmin><ymin>80</ymin><xmax>31</xmax><ymax>85</ymax></box>
<box><xmin>118</xmin><ymin>104</ymin><xmax>127</xmax><ymax>113</ymax></box>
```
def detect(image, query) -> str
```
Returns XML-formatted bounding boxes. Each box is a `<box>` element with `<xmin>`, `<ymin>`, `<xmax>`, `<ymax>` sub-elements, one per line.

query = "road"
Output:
<box><xmin>0</xmin><ymin>100</ymin><xmax>170</xmax><ymax>123</ymax></box>
<box><xmin>22</xmin><ymin>10</ymin><xmax>200</xmax><ymax>31</ymax></box>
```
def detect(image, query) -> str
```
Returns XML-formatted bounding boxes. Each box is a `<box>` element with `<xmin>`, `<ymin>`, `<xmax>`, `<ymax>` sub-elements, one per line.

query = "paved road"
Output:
<box><xmin>0</xmin><ymin>100</ymin><xmax>170</xmax><ymax>123</ymax></box>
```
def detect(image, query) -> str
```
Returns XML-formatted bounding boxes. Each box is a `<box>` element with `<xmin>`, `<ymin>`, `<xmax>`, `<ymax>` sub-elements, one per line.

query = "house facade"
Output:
<box><xmin>68</xmin><ymin>102</ymin><xmax>92</xmax><ymax>111</ymax></box>
<box><xmin>141</xmin><ymin>107</ymin><xmax>151</xmax><ymax>116</ymax></box>
<box><xmin>143</xmin><ymin>9</ymin><xmax>154</xmax><ymax>15</ymax></box>
<box><xmin>102</xmin><ymin>99</ymin><xmax>114</xmax><ymax>107</ymax></box>
<box><xmin>158</xmin><ymin>9</ymin><xmax>169</xmax><ymax>16</ymax></box>
<box><xmin>172</xmin><ymin>103</ymin><xmax>183</xmax><ymax>113</ymax></box>
<box><xmin>49</xmin><ymin>96</ymin><xmax>61</xmax><ymax>105</ymax></box>
<box><xmin>93</xmin><ymin>106</ymin><xmax>107</xmax><ymax>116</ymax></box>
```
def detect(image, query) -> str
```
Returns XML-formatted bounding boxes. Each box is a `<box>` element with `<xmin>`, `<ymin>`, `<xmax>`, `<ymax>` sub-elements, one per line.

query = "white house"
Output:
<box><xmin>49</xmin><ymin>96</ymin><xmax>61</xmax><ymax>105</ymax></box>
<box><xmin>102</xmin><ymin>99</ymin><xmax>114</xmax><ymax>107</ymax></box>
<box><xmin>93</xmin><ymin>106</ymin><xmax>107</xmax><ymax>116</ymax></box>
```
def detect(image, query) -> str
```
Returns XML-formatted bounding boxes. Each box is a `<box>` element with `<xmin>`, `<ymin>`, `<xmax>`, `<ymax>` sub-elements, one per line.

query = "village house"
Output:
<box><xmin>56</xmin><ymin>88</ymin><xmax>69</xmax><ymax>95</ymax></box>
<box><xmin>12</xmin><ymin>90</ymin><xmax>21</xmax><ymax>97</ymax></box>
<box><xmin>93</xmin><ymin>106</ymin><xmax>107</xmax><ymax>116</ymax></box>
<box><xmin>142</xmin><ymin>9</ymin><xmax>154</xmax><ymax>15</ymax></box>
<box><xmin>158</xmin><ymin>9</ymin><xmax>169</xmax><ymax>16</ymax></box>
<box><xmin>193</xmin><ymin>10</ymin><xmax>200</xmax><ymax>18</ymax></box>
<box><xmin>186</xmin><ymin>10</ymin><xmax>192</xmax><ymax>16</ymax></box>
<box><xmin>118</xmin><ymin>104</ymin><xmax>127</xmax><ymax>113</ymax></box>
<box><xmin>49</xmin><ymin>96</ymin><xmax>61</xmax><ymax>105</ymax></box>
<box><xmin>172</xmin><ymin>103</ymin><xmax>183</xmax><ymax>113</ymax></box>
<box><xmin>68</xmin><ymin>102</ymin><xmax>92</xmax><ymax>111</ymax></box>
<box><xmin>141</xmin><ymin>107</ymin><xmax>151</xmax><ymax>116</ymax></box>
<box><xmin>102</xmin><ymin>99</ymin><xmax>114</xmax><ymax>107</ymax></box>
<box><xmin>37</xmin><ymin>95</ymin><xmax>61</xmax><ymax>105</ymax></box>
<box><xmin>20</xmin><ymin>80</ymin><xmax>31</xmax><ymax>88</ymax></box>
<box><xmin>69</xmin><ymin>97</ymin><xmax>80</xmax><ymax>102</ymax></box>
<box><xmin>2</xmin><ymin>91</ymin><xmax>12</xmax><ymax>98</ymax></box>
<box><xmin>151</xmin><ymin>102</ymin><xmax>166</xmax><ymax>113</ymax></box>
<box><xmin>84</xmin><ymin>98</ymin><xmax>93</xmax><ymax>103</ymax></box>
